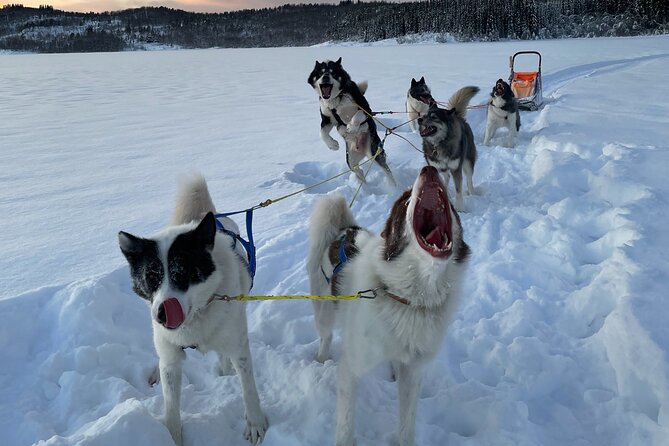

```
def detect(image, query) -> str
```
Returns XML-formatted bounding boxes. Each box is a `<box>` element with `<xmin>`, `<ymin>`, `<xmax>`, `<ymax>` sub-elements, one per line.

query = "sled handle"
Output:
<box><xmin>510</xmin><ymin>51</ymin><xmax>542</xmax><ymax>72</ymax></box>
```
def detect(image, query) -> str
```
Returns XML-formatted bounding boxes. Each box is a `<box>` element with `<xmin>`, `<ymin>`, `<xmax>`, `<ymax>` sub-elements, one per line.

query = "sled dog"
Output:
<box><xmin>308</xmin><ymin>57</ymin><xmax>395</xmax><ymax>184</ymax></box>
<box><xmin>406</xmin><ymin>76</ymin><xmax>435</xmax><ymax>133</ymax></box>
<box><xmin>419</xmin><ymin>86</ymin><xmax>479</xmax><ymax>211</ymax></box>
<box><xmin>484</xmin><ymin>78</ymin><xmax>521</xmax><ymax>147</ymax></box>
<box><xmin>118</xmin><ymin>175</ymin><xmax>268</xmax><ymax>446</ymax></box>
<box><xmin>307</xmin><ymin>166</ymin><xmax>470</xmax><ymax>446</ymax></box>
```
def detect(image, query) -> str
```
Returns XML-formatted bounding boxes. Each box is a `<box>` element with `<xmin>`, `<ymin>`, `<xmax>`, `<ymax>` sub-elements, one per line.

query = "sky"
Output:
<box><xmin>18</xmin><ymin>0</ymin><xmax>359</xmax><ymax>13</ymax></box>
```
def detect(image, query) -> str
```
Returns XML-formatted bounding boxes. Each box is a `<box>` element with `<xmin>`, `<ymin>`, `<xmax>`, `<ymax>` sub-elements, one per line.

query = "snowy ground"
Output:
<box><xmin>1</xmin><ymin>36</ymin><xmax>669</xmax><ymax>446</ymax></box>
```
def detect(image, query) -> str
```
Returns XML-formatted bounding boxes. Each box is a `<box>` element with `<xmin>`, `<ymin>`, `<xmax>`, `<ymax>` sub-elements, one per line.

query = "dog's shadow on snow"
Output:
<box><xmin>262</xmin><ymin>161</ymin><xmax>344</xmax><ymax>194</ymax></box>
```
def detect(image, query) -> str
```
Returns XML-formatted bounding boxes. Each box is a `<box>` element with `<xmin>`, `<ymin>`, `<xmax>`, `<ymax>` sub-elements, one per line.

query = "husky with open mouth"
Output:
<box><xmin>307</xmin><ymin>166</ymin><xmax>470</xmax><ymax>446</ymax></box>
<box><xmin>118</xmin><ymin>175</ymin><xmax>268</xmax><ymax>446</ymax></box>
<box><xmin>406</xmin><ymin>76</ymin><xmax>435</xmax><ymax>133</ymax></box>
<box><xmin>419</xmin><ymin>86</ymin><xmax>479</xmax><ymax>211</ymax></box>
<box><xmin>308</xmin><ymin>58</ymin><xmax>395</xmax><ymax>185</ymax></box>
<box><xmin>484</xmin><ymin>78</ymin><xmax>521</xmax><ymax>147</ymax></box>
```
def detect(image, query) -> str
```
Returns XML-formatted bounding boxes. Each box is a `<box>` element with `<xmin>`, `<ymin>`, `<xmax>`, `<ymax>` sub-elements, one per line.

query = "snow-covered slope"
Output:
<box><xmin>1</xmin><ymin>36</ymin><xmax>668</xmax><ymax>446</ymax></box>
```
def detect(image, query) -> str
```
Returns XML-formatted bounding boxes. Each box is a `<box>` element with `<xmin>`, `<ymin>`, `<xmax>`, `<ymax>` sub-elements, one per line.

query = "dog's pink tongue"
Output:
<box><xmin>425</xmin><ymin>227</ymin><xmax>444</xmax><ymax>246</ymax></box>
<box><xmin>163</xmin><ymin>298</ymin><xmax>185</xmax><ymax>329</ymax></box>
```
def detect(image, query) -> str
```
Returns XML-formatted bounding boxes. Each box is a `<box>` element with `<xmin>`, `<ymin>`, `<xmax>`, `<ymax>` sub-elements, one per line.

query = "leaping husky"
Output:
<box><xmin>308</xmin><ymin>57</ymin><xmax>395</xmax><ymax>185</ymax></box>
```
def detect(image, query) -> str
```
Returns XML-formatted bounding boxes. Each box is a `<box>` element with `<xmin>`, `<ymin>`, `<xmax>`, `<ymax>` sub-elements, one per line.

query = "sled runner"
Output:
<box><xmin>509</xmin><ymin>51</ymin><xmax>543</xmax><ymax>111</ymax></box>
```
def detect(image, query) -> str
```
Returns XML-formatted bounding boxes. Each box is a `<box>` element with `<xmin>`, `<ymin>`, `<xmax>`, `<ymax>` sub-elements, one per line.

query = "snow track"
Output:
<box><xmin>1</xmin><ymin>36</ymin><xmax>668</xmax><ymax>445</ymax></box>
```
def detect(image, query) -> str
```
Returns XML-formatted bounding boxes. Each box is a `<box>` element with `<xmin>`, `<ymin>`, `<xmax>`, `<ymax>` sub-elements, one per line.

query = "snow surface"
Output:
<box><xmin>1</xmin><ymin>36</ymin><xmax>669</xmax><ymax>446</ymax></box>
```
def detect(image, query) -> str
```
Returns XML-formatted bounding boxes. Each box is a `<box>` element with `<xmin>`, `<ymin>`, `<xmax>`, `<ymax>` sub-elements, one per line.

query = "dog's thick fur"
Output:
<box><xmin>419</xmin><ymin>86</ymin><xmax>479</xmax><ymax>211</ymax></box>
<box><xmin>118</xmin><ymin>175</ymin><xmax>268</xmax><ymax>446</ymax></box>
<box><xmin>406</xmin><ymin>76</ymin><xmax>434</xmax><ymax>133</ymax></box>
<box><xmin>484</xmin><ymin>79</ymin><xmax>521</xmax><ymax>147</ymax></box>
<box><xmin>307</xmin><ymin>166</ymin><xmax>469</xmax><ymax>446</ymax></box>
<box><xmin>308</xmin><ymin>58</ymin><xmax>395</xmax><ymax>185</ymax></box>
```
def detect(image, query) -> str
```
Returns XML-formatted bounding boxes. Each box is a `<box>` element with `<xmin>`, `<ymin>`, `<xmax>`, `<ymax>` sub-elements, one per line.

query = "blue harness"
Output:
<box><xmin>322</xmin><ymin>234</ymin><xmax>349</xmax><ymax>284</ymax></box>
<box><xmin>214</xmin><ymin>209</ymin><xmax>256</xmax><ymax>289</ymax></box>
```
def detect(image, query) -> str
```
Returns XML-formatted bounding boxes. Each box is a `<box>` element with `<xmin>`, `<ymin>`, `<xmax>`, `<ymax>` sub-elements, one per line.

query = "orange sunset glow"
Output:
<box><xmin>15</xmin><ymin>0</ymin><xmax>344</xmax><ymax>13</ymax></box>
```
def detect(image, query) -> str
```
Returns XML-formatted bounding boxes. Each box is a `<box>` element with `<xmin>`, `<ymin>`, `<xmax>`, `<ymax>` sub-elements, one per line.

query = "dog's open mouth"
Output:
<box><xmin>419</xmin><ymin>125</ymin><xmax>437</xmax><ymax>137</ymax></box>
<box><xmin>320</xmin><ymin>83</ymin><xmax>333</xmax><ymax>99</ymax></box>
<box><xmin>413</xmin><ymin>167</ymin><xmax>453</xmax><ymax>258</ymax></box>
<box><xmin>420</xmin><ymin>95</ymin><xmax>433</xmax><ymax>105</ymax></box>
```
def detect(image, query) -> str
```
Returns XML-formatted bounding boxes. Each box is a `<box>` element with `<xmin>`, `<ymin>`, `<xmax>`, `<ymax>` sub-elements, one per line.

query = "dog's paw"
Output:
<box><xmin>148</xmin><ymin>366</ymin><xmax>160</xmax><ymax>386</ymax></box>
<box><xmin>454</xmin><ymin>196</ymin><xmax>466</xmax><ymax>213</ymax></box>
<box><xmin>326</xmin><ymin>139</ymin><xmax>340</xmax><ymax>151</ymax></box>
<box><xmin>165</xmin><ymin>420</ymin><xmax>183</xmax><ymax>446</ymax></box>
<box><xmin>244</xmin><ymin>412</ymin><xmax>269</xmax><ymax>445</ymax></box>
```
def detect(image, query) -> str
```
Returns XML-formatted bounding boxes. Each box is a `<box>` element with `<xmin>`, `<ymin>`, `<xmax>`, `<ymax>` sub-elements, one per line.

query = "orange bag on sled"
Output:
<box><xmin>509</xmin><ymin>51</ymin><xmax>543</xmax><ymax>111</ymax></box>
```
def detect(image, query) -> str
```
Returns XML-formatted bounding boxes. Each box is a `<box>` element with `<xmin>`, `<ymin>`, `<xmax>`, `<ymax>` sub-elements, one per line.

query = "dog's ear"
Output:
<box><xmin>335</xmin><ymin>57</ymin><xmax>342</xmax><ymax>65</ymax></box>
<box><xmin>193</xmin><ymin>212</ymin><xmax>217</xmax><ymax>250</ymax></box>
<box><xmin>411</xmin><ymin>78</ymin><xmax>417</xmax><ymax>87</ymax></box>
<box><xmin>118</xmin><ymin>231</ymin><xmax>147</xmax><ymax>260</ymax></box>
<box><xmin>419</xmin><ymin>76</ymin><xmax>425</xmax><ymax>83</ymax></box>
<box><xmin>381</xmin><ymin>189</ymin><xmax>411</xmax><ymax>261</ymax></box>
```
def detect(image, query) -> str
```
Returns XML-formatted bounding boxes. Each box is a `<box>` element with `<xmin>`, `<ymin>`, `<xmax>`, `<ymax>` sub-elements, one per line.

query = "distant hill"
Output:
<box><xmin>1</xmin><ymin>1</ymin><xmax>667</xmax><ymax>53</ymax></box>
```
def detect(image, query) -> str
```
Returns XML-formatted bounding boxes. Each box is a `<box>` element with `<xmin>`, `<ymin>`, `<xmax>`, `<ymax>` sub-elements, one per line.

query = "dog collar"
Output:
<box><xmin>382</xmin><ymin>288</ymin><xmax>411</xmax><ymax>306</ymax></box>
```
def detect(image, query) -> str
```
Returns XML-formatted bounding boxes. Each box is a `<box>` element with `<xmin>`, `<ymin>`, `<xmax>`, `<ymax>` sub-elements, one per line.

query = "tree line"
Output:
<box><xmin>0</xmin><ymin>1</ymin><xmax>667</xmax><ymax>53</ymax></box>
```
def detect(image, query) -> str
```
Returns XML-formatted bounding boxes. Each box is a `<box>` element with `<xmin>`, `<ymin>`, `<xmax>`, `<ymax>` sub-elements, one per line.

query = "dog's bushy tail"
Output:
<box><xmin>171</xmin><ymin>174</ymin><xmax>216</xmax><ymax>225</ymax></box>
<box><xmin>447</xmin><ymin>86</ymin><xmax>480</xmax><ymax>120</ymax></box>
<box><xmin>307</xmin><ymin>195</ymin><xmax>357</xmax><ymax>294</ymax></box>
<box><xmin>357</xmin><ymin>80</ymin><xmax>368</xmax><ymax>95</ymax></box>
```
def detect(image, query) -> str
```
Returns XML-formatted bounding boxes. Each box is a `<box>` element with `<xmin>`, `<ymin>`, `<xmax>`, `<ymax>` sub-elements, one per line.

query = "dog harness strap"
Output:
<box><xmin>330</xmin><ymin>108</ymin><xmax>346</xmax><ymax>127</ymax></box>
<box><xmin>332</xmin><ymin>235</ymin><xmax>348</xmax><ymax>275</ymax></box>
<box><xmin>321</xmin><ymin>233</ymin><xmax>350</xmax><ymax>284</ymax></box>
<box><xmin>214</xmin><ymin>211</ymin><xmax>256</xmax><ymax>289</ymax></box>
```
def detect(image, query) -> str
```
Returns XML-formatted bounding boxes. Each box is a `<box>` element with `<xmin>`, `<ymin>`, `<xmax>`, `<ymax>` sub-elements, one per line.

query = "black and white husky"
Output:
<box><xmin>118</xmin><ymin>176</ymin><xmax>268</xmax><ymax>446</ymax></box>
<box><xmin>308</xmin><ymin>58</ymin><xmax>395</xmax><ymax>185</ymax></box>
<box><xmin>419</xmin><ymin>86</ymin><xmax>479</xmax><ymax>211</ymax></box>
<box><xmin>307</xmin><ymin>166</ymin><xmax>469</xmax><ymax>446</ymax></box>
<box><xmin>484</xmin><ymin>79</ymin><xmax>521</xmax><ymax>147</ymax></box>
<box><xmin>406</xmin><ymin>76</ymin><xmax>434</xmax><ymax>133</ymax></box>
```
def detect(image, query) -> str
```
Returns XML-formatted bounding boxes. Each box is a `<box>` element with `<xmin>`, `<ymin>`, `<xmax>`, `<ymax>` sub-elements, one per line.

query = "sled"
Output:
<box><xmin>509</xmin><ymin>51</ymin><xmax>543</xmax><ymax>111</ymax></box>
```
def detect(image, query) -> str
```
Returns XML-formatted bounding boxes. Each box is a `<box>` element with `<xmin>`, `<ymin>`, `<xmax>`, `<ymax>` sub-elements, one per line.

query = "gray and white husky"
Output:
<box><xmin>307</xmin><ymin>166</ymin><xmax>470</xmax><ymax>446</ymax></box>
<box><xmin>484</xmin><ymin>78</ymin><xmax>521</xmax><ymax>147</ymax></box>
<box><xmin>419</xmin><ymin>86</ymin><xmax>479</xmax><ymax>211</ymax></box>
<box><xmin>118</xmin><ymin>175</ymin><xmax>268</xmax><ymax>446</ymax></box>
<box><xmin>406</xmin><ymin>76</ymin><xmax>434</xmax><ymax>133</ymax></box>
<box><xmin>308</xmin><ymin>57</ymin><xmax>395</xmax><ymax>185</ymax></box>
